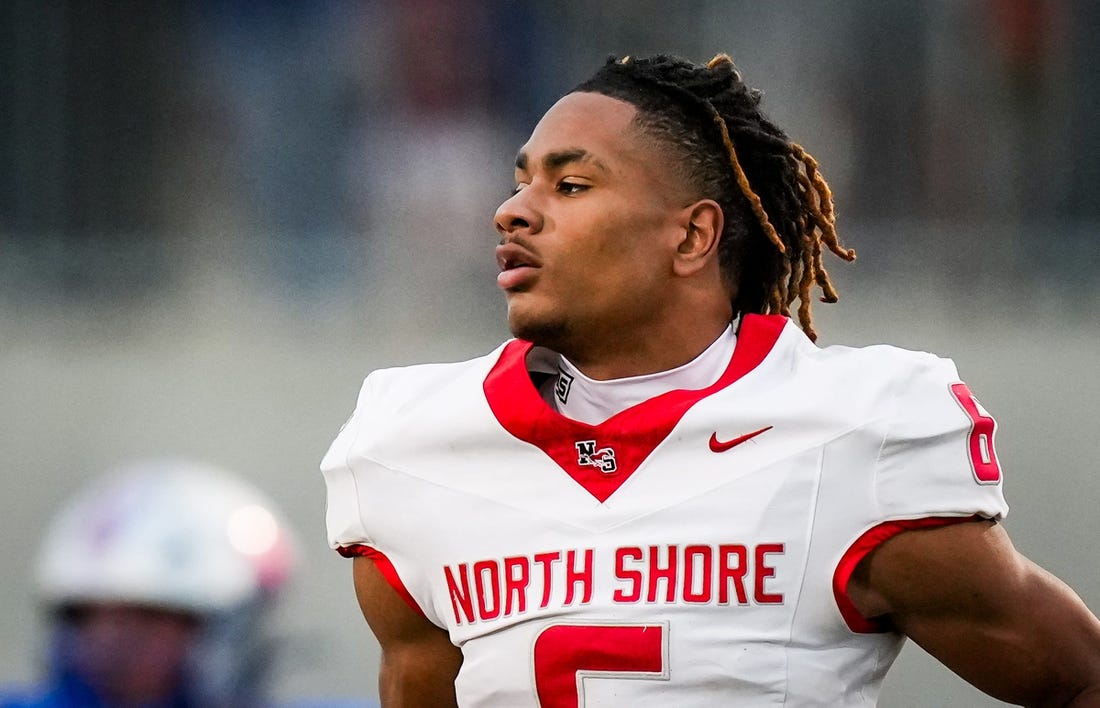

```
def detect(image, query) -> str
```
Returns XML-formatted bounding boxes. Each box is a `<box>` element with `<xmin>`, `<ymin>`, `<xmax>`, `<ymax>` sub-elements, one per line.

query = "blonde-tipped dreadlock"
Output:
<box><xmin>574</xmin><ymin>53</ymin><xmax>855</xmax><ymax>342</ymax></box>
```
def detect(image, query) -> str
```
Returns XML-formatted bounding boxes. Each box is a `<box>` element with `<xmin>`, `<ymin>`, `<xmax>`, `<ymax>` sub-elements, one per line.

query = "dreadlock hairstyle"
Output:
<box><xmin>573</xmin><ymin>53</ymin><xmax>854</xmax><ymax>342</ymax></box>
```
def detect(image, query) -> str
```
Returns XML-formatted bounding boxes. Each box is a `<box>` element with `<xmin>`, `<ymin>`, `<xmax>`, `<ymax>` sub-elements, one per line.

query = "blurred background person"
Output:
<box><xmin>0</xmin><ymin>460</ymin><xmax>297</xmax><ymax>708</ymax></box>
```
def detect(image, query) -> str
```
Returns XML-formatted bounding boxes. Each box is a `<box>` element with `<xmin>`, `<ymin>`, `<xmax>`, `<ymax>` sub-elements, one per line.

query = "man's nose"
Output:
<box><xmin>494</xmin><ymin>190</ymin><xmax>543</xmax><ymax>238</ymax></box>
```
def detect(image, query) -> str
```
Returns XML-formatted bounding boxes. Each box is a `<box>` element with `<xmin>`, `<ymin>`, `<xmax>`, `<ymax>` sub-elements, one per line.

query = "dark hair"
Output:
<box><xmin>574</xmin><ymin>53</ymin><xmax>854</xmax><ymax>342</ymax></box>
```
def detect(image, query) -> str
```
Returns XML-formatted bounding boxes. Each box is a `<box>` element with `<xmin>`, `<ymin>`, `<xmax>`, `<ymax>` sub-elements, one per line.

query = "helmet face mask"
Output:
<box><xmin>36</xmin><ymin>459</ymin><xmax>298</xmax><ymax>706</ymax></box>
<box><xmin>55</xmin><ymin>603</ymin><xmax>202</xmax><ymax>706</ymax></box>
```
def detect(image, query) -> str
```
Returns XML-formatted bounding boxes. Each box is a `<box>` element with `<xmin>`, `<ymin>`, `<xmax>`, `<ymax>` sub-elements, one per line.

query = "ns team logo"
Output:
<box><xmin>575</xmin><ymin>440</ymin><xmax>617</xmax><ymax>474</ymax></box>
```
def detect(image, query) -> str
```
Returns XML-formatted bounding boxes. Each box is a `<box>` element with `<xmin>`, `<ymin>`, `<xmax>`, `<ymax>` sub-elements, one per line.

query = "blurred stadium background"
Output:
<box><xmin>2</xmin><ymin>1</ymin><xmax>1098</xmax><ymax>705</ymax></box>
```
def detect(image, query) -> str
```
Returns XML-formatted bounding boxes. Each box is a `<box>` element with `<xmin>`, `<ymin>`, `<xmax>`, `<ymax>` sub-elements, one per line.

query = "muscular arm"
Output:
<box><xmin>352</xmin><ymin>556</ymin><xmax>463</xmax><ymax>708</ymax></box>
<box><xmin>849</xmin><ymin>520</ymin><xmax>1100</xmax><ymax>706</ymax></box>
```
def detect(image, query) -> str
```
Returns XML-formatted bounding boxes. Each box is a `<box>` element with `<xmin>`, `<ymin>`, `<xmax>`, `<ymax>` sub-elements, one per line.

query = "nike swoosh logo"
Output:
<box><xmin>709</xmin><ymin>425</ymin><xmax>773</xmax><ymax>453</ymax></box>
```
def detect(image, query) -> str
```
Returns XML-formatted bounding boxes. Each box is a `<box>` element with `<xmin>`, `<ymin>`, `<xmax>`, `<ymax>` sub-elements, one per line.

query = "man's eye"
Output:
<box><xmin>559</xmin><ymin>182</ymin><xmax>589</xmax><ymax>195</ymax></box>
<box><xmin>510</xmin><ymin>184</ymin><xmax>527</xmax><ymax>197</ymax></box>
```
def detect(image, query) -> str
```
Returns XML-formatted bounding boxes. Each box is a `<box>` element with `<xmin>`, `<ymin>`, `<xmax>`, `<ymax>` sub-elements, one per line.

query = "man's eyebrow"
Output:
<box><xmin>514</xmin><ymin>148</ymin><xmax>609</xmax><ymax>173</ymax></box>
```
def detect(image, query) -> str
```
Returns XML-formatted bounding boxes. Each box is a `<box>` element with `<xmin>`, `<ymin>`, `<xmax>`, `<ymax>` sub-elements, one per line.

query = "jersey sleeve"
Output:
<box><xmin>319</xmin><ymin>372</ymin><xmax>446</xmax><ymax>625</ymax></box>
<box><xmin>833</xmin><ymin>353</ymin><xmax>1012</xmax><ymax>633</ymax></box>
<box><xmin>320</xmin><ymin>374</ymin><xmax>376</xmax><ymax>552</ymax></box>
<box><xmin>873</xmin><ymin>354</ymin><xmax>1008</xmax><ymax>521</ymax></box>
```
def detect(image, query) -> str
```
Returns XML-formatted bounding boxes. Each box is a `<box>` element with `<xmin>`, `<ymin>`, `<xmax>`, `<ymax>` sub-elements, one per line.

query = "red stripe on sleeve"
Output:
<box><xmin>338</xmin><ymin>544</ymin><xmax>426</xmax><ymax>618</ymax></box>
<box><xmin>833</xmin><ymin>516</ymin><xmax>977</xmax><ymax>633</ymax></box>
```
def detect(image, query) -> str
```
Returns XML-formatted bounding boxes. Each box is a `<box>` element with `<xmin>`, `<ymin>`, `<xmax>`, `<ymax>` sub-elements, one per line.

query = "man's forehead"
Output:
<box><xmin>515</xmin><ymin>92</ymin><xmax>641</xmax><ymax>172</ymax></box>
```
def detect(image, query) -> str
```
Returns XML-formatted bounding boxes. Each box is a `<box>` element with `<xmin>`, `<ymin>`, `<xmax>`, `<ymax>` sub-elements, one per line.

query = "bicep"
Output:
<box><xmin>850</xmin><ymin>520</ymin><xmax>1100</xmax><ymax>706</ymax></box>
<box><xmin>352</xmin><ymin>556</ymin><xmax>462</xmax><ymax>708</ymax></box>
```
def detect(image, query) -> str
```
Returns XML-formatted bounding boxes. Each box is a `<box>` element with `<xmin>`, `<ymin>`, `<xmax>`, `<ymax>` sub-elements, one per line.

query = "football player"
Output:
<box><xmin>322</xmin><ymin>54</ymin><xmax>1100</xmax><ymax>706</ymax></box>
<box><xmin>3</xmin><ymin>460</ymin><xmax>297</xmax><ymax>708</ymax></box>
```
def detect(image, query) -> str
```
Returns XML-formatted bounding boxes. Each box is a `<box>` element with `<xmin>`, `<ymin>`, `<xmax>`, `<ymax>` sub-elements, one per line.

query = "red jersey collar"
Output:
<box><xmin>483</xmin><ymin>314</ymin><xmax>788</xmax><ymax>503</ymax></box>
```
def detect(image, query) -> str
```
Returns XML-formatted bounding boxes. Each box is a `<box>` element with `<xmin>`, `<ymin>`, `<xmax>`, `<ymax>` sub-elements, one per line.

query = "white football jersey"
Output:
<box><xmin>322</xmin><ymin>314</ymin><xmax>1008</xmax><ymax>707</ymax></box>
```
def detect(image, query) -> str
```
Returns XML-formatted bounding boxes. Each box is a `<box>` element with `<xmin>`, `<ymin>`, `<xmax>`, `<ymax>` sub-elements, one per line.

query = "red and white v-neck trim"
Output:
<box><xmin>483</xmin><ymin>314</ymin><xmax>788</xmax><ymax>503</ymax></box>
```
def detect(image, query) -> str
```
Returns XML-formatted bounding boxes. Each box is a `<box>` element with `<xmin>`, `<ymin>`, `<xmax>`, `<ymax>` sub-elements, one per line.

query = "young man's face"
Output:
<box><xmin>68</xmin><ymin>602</ymin><xmax>199</xmax><ymax>704</ymax></box>
<box><xmin>494</xmin><ymin>91</ymin><xmax>691</xmax><ymax>355</ymax></box>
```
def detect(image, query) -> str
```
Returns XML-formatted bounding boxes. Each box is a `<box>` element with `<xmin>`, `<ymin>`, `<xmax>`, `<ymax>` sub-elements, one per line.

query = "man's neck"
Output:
<box><xmin>561</xmin><ymin>318</ymin><xmax>733</xmax><ymax>381</ymax></box>
<box><xmin>548</xmin><ymin>324</ymin><xmax>737</xmax><ymax>425</ymax></box>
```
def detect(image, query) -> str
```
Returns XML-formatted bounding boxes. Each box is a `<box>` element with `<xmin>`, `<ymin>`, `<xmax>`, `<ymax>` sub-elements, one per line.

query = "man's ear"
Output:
<box><xmin>673</xmin><ymin>199</ymin><xmax>724</xmax><ymax>277</ymax></box>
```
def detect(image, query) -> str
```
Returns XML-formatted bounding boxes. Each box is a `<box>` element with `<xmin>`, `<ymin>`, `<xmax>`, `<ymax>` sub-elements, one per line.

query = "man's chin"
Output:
<box><xmin>507</xmin><ymin>310</ymin><xmax>570</xmax><ymax>349</ymax></box>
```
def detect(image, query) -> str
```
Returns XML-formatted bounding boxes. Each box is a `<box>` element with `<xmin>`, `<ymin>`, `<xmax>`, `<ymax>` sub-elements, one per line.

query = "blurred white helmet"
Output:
<box><xmin>36</xmin><ymin>459</ymin><xmax>296</xmax><ymax>614</ymax></box>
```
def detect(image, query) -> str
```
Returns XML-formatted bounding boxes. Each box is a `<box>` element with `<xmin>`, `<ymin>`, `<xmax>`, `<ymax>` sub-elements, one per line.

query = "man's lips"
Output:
<box><xmin>495</xmin><ymin>243</ymin><xmax>540</xmax><ymax>291</ymax></box>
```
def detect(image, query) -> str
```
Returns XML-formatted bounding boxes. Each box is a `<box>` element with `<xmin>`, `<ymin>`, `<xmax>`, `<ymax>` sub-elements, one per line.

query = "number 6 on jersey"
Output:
<box><xmin>533</xmin><ymin>623</ymin><xmax>669</xmax><ymax>707</ymax></box>
<box><xmin>949</xmin><ymin>382</ymin><xmax>1002</xmax><ymax>484</ymax></box>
